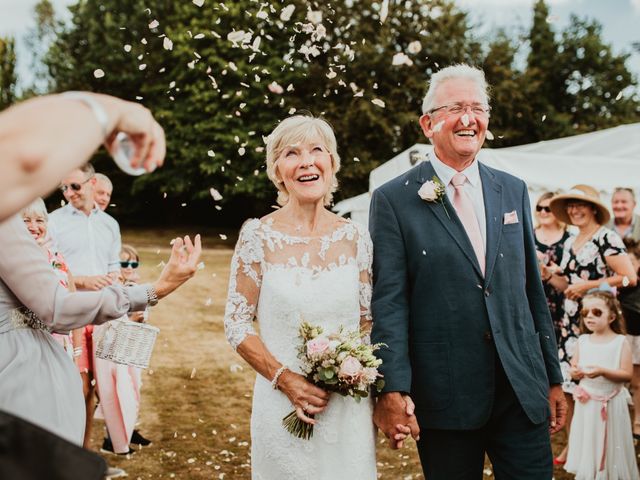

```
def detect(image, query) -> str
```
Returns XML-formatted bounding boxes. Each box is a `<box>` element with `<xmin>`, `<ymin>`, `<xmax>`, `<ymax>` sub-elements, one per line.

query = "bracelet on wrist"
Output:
<box><xmin>61</xmin><ymin>92</ymin><xmax>110</xmax><ymax>140</ymax></box>
<box><xmin>271</xmin><ymin>365</ymin><xmax>289</xmax><ymax>390</ymax></box>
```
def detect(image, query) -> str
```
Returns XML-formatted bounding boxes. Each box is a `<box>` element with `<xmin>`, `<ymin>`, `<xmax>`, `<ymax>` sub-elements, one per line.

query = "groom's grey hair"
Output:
<box><xmin>421</xmin><ymin>64</ymin><xmax>490</xmax><ymax>114</ymax></box>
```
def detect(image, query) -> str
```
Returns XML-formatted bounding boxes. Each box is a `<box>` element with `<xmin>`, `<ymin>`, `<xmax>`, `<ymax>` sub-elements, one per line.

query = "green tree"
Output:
<box><xmin>0</xmin><ymin>36</ymin><xmax>17</xmax><ymax>110</ymax></box>
<box><xmin>23</xmin><ymin>0</ymin><xmax>60</xmax><ymax>95</ymax></box>
<box><xmin>558</xmin><ymin>15</ymin><xmax>640</xmax><ymax>133</ymax></box>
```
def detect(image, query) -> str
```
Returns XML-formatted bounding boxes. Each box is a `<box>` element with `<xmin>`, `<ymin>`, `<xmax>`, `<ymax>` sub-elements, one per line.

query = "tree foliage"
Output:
<box><xmin>0</xmin><ymin>36</ymin><xmax>17</xmax><ymax>110</ymax></box>
<box><xmin>37</xmin><ymin>0</ymin><xmax>640</xmax><ymax>225</ymax></box>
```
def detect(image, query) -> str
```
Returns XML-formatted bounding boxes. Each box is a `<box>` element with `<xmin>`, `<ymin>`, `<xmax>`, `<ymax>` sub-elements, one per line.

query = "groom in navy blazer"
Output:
<box><xmin>370</xmin><ymin>65</ymin><xmax>566</xmax><ymax>479</ymax></box>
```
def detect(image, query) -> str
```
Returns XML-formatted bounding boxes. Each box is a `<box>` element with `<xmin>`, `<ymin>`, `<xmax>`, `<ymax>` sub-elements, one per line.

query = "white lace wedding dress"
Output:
<box><xmin>224</xmin><ymin>217</ymin><xmax>377</xmax><ymax>480</ymax></box>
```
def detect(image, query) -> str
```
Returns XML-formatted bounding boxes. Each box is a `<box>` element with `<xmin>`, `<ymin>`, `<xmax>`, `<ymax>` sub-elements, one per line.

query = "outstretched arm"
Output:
<box><xmin>0</xmin><ymin>92</ymin><xmax>165</xmax><ymax>221</ymax></box>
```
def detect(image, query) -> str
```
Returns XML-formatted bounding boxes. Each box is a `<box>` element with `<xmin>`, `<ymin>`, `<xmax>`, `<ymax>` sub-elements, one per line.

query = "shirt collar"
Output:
<box><xmin>66</xmin><ymin>202</ymin><xmax>101</xmax><ymax>216</ymax></box>
<box><xmin>429</xmin><ymin>150</ymin><xmax>481</xmax><ymax>187</ymax></box>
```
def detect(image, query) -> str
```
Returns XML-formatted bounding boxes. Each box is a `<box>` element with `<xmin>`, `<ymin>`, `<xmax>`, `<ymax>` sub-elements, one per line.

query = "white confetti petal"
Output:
<box><xmin>326</xmin><ymin>69</ymin><xmax>337</xmax><ymax>79</ymax></box>
<box><xmin>190</xmin><ymin>368</ymin><xmax>197</xmax><ymax>378</ymax></box>
<box><xmin>485</xmin><ymin>130</ymin><xmax>495</xmax><ymax>140</ymax></box>
<box><xmin>541</xmin><ymin>114</ymin><xmax>547</xmax><ymax>122</ymax></box>
<box><xmin>256</xmin><ymin>9</ymin><xmax>268</xmax><ymax>19</ymax></box>
<box><xmin>124</xmin><ymin>44</ymin><xmax>132</xmax><ymax>52</ymax></box>
<box><xmin>380</xmin><ymin>0</ymin><xmax>389</xmax><ymax>23</ymax></box>
<box><xmin>280</xmin><ymin>4</ymin><xmax>295</xmax><ymax>21</ymax></box>
<box><xmin>392</xmin><ymin>52</ymin><xmax>412</xmax><ymax>66</ymax></box>
<box><xmin>209</xmin><ymin>187</ymin><xmax>223</xmax><ymax>201</ymax></box>
<box><xmin>306</xmin><ymin>10</ymin><xmax>322</xmax><ymax>24</ymax></box>
<box><xmin>148</xmin><ymin>20</ymin><xmax>159</xmax><ymax>29</ymax></box>
<box><xmin>163</xmin><ymin>37</ymin><xmax>173</xmax><ymax>50</ymax></box>
<box><xmin>432</xmin><ymin>120</ymin><xmax>445</xmax><ymax>132</ymax></box>
<box><xmin>197</xmin><ymin>262</ymin><xmax>205</xmax><ymax>270</ymax></box>
<box><xmin>139</xmin><ymin>64</ymin><xmax>147</xmax><ymax>71</ymax></box>
<box><xmin>193</xmin><ymin>0</ymin><xmax>204</xmax><ymax>6</ymax></box>
<box><xmin>93</xmin><ymin>69</ymin><xmax>105</xmax><ymax>78</ymax></box>
<box><xmin>230</xmin><ymin>364</ymin><xmax>244</xmax><ymax>373</ymax></box>
<box><xmin>407</xmin><ymin>40</ymin><xmax>422</xmax><ymax>54</ymax></box>
<box><xmin>371</xmin><ymin>98</ymin><xmax>386</xmax><ymax>108</ymax></box>
<box><xmin>219</xmin><ymin>234</ymin><xmax>228</xmax><ymax>240</ymax></box>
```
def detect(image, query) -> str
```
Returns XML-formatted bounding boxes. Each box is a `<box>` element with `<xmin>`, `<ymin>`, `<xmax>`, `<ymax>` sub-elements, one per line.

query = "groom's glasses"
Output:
<box><xmin>580</xmin><ymin>307</ymin><xmax>605</xmax><ymax>318</ymax></box>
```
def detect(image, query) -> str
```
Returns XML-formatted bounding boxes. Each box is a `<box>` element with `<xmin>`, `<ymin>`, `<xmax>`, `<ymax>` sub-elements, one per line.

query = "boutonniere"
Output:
<box><xmin>418</xmin><ymin>176</ymin><xmax>450</xmax><ymax>219</ymax></box>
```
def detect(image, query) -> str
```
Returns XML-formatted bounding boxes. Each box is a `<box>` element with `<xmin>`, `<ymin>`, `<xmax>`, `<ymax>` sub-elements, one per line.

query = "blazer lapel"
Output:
<box><xmin>479</xmin><ymin>163</ymin><xmax>503</xmax><ymax>285</ymax></box>
<box><xmin>416</xmin><ymin>162</ymin><xmax>484</xmax><ymax>277</ymax></box>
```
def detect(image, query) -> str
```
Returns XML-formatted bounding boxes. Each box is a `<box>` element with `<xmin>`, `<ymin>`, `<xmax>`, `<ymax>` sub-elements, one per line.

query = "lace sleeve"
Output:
<box><xmin>355</xmin><ymin>223</ymin><xmax>373</xmax><ymax>329</ymax></box>
<box><xmin>224</xmin><ymin>219</ymin><xmax>264</xmax><ymax>350</ymax></box>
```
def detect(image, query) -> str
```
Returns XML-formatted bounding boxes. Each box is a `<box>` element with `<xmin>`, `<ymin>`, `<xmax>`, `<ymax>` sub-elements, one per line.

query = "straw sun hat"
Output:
<box><xmin>549</xmin><ymin>184</ymin><xmax>611</xmax><ymax>226</ymax></box>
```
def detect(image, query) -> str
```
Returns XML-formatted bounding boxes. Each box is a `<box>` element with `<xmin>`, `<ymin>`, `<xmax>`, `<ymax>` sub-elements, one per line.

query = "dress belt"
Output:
<box><xmin>0</xmin><ymin>308</ymin><xmax>52</xmax><ymax>334</ymax></box>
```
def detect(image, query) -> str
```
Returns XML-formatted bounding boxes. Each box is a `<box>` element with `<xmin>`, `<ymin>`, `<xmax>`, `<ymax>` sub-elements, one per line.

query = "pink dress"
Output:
<box><xmin>93</xmin><ymin>308</ymin><xmax>148</xmax><ymax>453</ymax></box>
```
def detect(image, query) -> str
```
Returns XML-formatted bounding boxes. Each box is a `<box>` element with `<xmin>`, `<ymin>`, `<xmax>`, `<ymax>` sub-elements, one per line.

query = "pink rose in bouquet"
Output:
<box><xmin>338</xmin><ymin>356</ymin><xmax>363</xmax><ymax>381</ymax></box>
<box><xmin>306</xmin><ymin>336</ymin><xmax>330</xmax><ymax>360</ymax></box>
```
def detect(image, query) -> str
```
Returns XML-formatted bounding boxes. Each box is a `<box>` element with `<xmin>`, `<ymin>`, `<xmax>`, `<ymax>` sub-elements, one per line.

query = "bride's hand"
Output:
<box><xmin>277</xmin><ymin>370</ymin><xmax>330</xmax><ymax>425</ymax></box>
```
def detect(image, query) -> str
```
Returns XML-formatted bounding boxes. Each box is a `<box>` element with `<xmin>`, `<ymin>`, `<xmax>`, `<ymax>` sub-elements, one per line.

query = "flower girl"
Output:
<box><xmin>565</xmin><ymin>291</ymin><xmax>639</xmax><ymax>480</ymax></box>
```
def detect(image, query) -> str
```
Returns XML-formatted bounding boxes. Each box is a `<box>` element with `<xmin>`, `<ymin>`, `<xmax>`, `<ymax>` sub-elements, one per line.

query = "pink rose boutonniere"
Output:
<box><xmin>418</xmin><ymin>175</ymin><xmax>449</xmax><ymax>218</ymax></box>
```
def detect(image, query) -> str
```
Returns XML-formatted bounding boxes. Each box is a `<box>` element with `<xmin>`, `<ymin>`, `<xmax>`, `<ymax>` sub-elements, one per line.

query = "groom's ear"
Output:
<box><xmin>419</xmin><ymin>114</ymin><xmax>434</xmax><ymax>139</ymax></box>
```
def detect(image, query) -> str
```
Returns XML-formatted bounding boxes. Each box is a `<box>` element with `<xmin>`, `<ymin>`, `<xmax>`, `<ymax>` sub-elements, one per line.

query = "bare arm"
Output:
<box><xmin>585</xmin><ymin>340</ymin><xmax>633</xmax><ymax>383</ymax></box>
<box><xmin>0</xmin><ymin>93</ymin><xmax>165</xmax><ymax>221</ymax></box>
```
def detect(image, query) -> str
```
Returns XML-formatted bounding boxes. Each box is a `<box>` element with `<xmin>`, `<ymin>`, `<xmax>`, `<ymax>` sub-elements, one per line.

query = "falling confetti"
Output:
<box><xmin>432</xmin><ymin>120</ymin><xmax>444</xmax><ymax>132</ymax></box>
<box><xmin>148</xmin><ymin>20</ymin><xmax>159</xmax><ymax>29</ymax></box>
<box><xmin>197</xmin><ymin>262</ymin><xmax>205</xmax><ymax>270</ymax></box>
<box><xmin>541</xmin><ymin>114</ymin><xmax>547</xmax><ymax>122</ymax></box>
<box><xmin>371</xmin><ymin>98</ymin><xmax>386</xmax><ymax>108</ymax></box>
<box><xmin>93</xmin><ymin>69</ymin><xmax>105</xmax><ymax>78</ymax></box>
<box><xmin>229</xmin><ymin>364</ymin><xmax>244</xmax><ymax>373</ymax></box>
<box><xmin>407</xmin><ymin>40</ymin><xmax>422</xmax><ymax>54</ymax></box>
<box><xmin>163</xmin><ymin>37</ymin><xmax>173</xmax><ymax>50</ymax></box>
<box><xmin>280</xmin><ymin>4</ymin><xmax>295</xmax><ymax>21</ymax></box>
<box><xmin>193</xmin><ymin>0</ymin><xmax>204</xmax><ymax>6</ymax></box>
<box><xmin>219</xmin><ymin>234</ymin><xmax>228</xmax><ymax>240</ymax></box>
<box><xmin>209</xmin><ymin>187</ymin><xmax>223</xmax><ymax>201</ymax></box>
<box><xmin>268</xmin><ymin>81</ymin><xmax>284</xmax><ymax>94</ymax></box>
<box><xmin>123</xmin><ymin>44</ymin><xmax>132</xmax><ymax>52</ymax></box>
<box><xmin>485</xmin><ymin>130</ymin><xmax>495</xmax><ymax>140</ymax></box>
<box><xmin>392</xmin><ymin>52</ymin><xmax>412</xmax><ymax>66</ymax></box>
<box><xmin>379</xmin><ymin>0</ymin><xmax>389</xmax><ymax>23</ymax></box>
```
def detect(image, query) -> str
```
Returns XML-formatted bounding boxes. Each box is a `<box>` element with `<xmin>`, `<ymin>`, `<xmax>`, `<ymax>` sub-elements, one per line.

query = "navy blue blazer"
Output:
<box><xmin>369</xmin><ymin>160</ymin><xmax>563</xmax><ymax>430</ymax></box>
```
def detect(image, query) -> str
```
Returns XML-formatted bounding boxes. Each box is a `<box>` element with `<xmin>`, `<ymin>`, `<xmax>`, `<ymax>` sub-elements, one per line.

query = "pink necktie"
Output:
<box><xmin>451</xmin><ymin>172</ymin><xmax>485</xmax><ymax>274</ymax></box>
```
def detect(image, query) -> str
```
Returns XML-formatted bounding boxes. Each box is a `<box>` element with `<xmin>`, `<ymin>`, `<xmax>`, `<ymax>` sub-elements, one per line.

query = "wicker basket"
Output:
<box><xmin>95</xmin><ymin>319</ymin><xmax>159</xmax><ymax>369</ymax></box>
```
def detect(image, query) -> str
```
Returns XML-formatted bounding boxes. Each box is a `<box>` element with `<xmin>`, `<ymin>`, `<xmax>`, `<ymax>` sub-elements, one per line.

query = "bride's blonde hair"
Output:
<box><xmin>265</xmin><ymin>114</ymin><xmax>341</xmax><ymax>207</ymax></box>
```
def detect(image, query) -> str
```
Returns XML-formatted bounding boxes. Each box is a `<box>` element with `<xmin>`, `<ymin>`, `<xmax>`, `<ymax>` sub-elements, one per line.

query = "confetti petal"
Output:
<box><xmin>280</xmin><ymin>4</ymin><xmax>295</xmax><ymax>21</ymax></box>
<box><xmin>163</xmin><ymin>37</ymin><xmax>173</xmax><ymax>50</ymax></box>
<box><xmin>193</xmin><ymin>0</ymin><xmax>204</xmax><ymax>6</ymax></box>
<box><xmin>148</xmin><ymin>20</ymin><xmax>159</xmax><ymax>29</ymax></box>
<box><xmin>485</xmin><ymin>130</ymin><xmax>494</xmax><ymax>140</ymax></box>
<box><xmin>209</xmin><ymin>187</ymin><xmax>223</xmax><ymax>201</ymax></box>
<box><xmin>371</xmin><ymin>98</ymin><xmax>386</xmax><ymax>108</ymax></box>
<box><xmin>93</xmin><ymin>69</ymin><xmax>105</xmax><ymax>78</ymax></box>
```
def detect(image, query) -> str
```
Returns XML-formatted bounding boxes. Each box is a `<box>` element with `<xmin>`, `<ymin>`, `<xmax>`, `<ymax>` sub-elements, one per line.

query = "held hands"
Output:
<box><xmin>277</xmin><ymin>370</ymin><xmax>330</xmax><ymax>425</ymax></box>
<box><xmin>373</xmin><ymin>392</ymin><xmax>420</xmax><ymax>449</ymax></box>
<box><xmin>569</xmin><ymin>365</ymin><xmax>585</xmax><ymax>380</ymax></box>
<box><xmin>153</xmin><ymin>235</ymin><xmax>202</xmax><ymax>299</ymax></box>
<box><xmin>102</xmin><ymin>96</ymin><xmax>166</xmax><ymax>173</ymax></box>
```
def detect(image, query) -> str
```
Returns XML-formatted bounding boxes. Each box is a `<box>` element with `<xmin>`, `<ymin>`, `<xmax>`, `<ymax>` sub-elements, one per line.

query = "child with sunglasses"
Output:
<box><xmin>96</xmin><ymin>244</ymin><xmax>152</xmax><ymax>456</ymax></box>
<box><xmin>565</xmin><ymin>291</ymin><xmax>639</xmax><ymax>480</ymax></box>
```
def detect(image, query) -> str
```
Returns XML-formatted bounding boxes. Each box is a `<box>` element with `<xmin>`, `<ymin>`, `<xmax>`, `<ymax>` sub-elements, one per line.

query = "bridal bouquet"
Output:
<box><xmin>282</xmin><ymin>321</ymin><xmax>385</xmax><ymax>439</ymax></box>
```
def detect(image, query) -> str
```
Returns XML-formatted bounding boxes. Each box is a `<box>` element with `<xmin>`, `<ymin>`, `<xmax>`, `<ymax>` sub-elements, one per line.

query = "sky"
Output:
<box><xmin>0</xmin><ymin>0</ymin><xmax>638</xmax><ymax>88</ymax></box>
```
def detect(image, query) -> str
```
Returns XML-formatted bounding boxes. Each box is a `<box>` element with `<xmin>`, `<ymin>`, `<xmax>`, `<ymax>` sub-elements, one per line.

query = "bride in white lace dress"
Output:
<box><xmin>223</xmin><ymin>116</ymin><xmax>378</xmax><ymax>479</ymax></box>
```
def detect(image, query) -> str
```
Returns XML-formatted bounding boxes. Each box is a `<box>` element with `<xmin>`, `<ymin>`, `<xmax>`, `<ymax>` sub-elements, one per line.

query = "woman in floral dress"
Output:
<box><xmin>544</xmin><ymin>184</ymin><xmax>637</xmax><ymax>464</ymax></box>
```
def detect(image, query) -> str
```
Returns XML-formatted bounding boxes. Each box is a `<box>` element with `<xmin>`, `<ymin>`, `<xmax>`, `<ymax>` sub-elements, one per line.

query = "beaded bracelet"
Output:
<box><xmin>271</xmin><ymin>365</ymin><xmax>289</xmax><ymax>390</ymax></box>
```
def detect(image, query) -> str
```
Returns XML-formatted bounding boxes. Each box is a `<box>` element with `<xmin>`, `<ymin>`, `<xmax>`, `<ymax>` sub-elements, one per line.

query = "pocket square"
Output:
<box><xmin>503</xmin><ymin>210</ymin><xmax>519</xmax><ymax>224</ymax></box>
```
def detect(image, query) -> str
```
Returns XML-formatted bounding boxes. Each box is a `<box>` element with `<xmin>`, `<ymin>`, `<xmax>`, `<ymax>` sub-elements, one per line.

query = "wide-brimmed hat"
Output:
<box><xmin>549</xmin><ymin>184</ymin><xmax>610</xmax><ymax>226</ymax></box>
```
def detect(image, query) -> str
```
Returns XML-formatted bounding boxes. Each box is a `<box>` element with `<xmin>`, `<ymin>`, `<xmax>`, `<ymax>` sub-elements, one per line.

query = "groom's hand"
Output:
<box><xmin>373</xmin><ymin>392</ymin><xmax>420</xmax><ymax>449</ymax></box>
<box><xmin>548</xmin><ymin>384</ymin><xmax>567</xmax><ymax>434</ymax></box>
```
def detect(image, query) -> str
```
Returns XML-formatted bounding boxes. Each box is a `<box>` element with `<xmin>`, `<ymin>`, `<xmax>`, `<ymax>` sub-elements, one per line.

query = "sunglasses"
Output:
<box><xmin>580</xmin><ymin>307</ymin><xmax>605</xmax><ymax>318</ymax></box>
<box><xmin>120</xmin><ymin>261</ymin><xmax>139</xmax><ymax>269</ymax></box>
<box><xmin>536</xmin><ymin>205</ymin><xmax>551</xmax><ymax>213</ymax></box>
<box><xmin>60</xmin><ymin>177</ymin><xmax>92</xmax><ymax>193</ymax></box>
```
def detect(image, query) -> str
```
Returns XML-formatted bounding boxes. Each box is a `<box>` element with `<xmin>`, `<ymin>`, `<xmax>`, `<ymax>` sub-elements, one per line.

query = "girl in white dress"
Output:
<box><xmin>565</xmin><ymin>291</ymin><xmax>640</xmax><ymax>480</ymax></box>
<box><xmin>224</xmin><ymin>115</ymin><xmax>385</xmax><ymax>479</ymax></box>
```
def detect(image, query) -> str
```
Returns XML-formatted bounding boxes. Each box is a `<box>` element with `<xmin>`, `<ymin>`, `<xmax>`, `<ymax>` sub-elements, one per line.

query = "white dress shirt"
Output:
<box><xmin>48</xmin><ymin>203</ymin><xmax>121</xmax><ymax>276</ymax></box>
<box><xmin>429</xmin><ymin>151</ymin><xmax>487</xmax><ymax>248</ymax></box>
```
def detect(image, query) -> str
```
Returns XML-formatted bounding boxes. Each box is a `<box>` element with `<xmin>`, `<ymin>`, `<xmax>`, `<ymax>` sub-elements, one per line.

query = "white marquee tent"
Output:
<box><xmin>333</xmin><ymin>123</ymin><xmax>640</xmax><ymax>226</ymax></box>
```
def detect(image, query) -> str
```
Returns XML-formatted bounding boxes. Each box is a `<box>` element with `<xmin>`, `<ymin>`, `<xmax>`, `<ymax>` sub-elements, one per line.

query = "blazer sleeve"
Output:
<box><xmin>369</xmin><ymin>188</ymin><xmax>412</xmax><ymax>393</ymax></box>
<box><xmin>520</xmin><ymin>182</ymin><xmax>564</xmax><ymax>385</ymax></box>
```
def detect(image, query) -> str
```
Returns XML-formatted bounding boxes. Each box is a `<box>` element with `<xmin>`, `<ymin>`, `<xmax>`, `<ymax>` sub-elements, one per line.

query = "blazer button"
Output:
<box><xmin>483</xmin><ymin>331</ymin><xmax>493</xmax><ymax>341</ymax></box>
